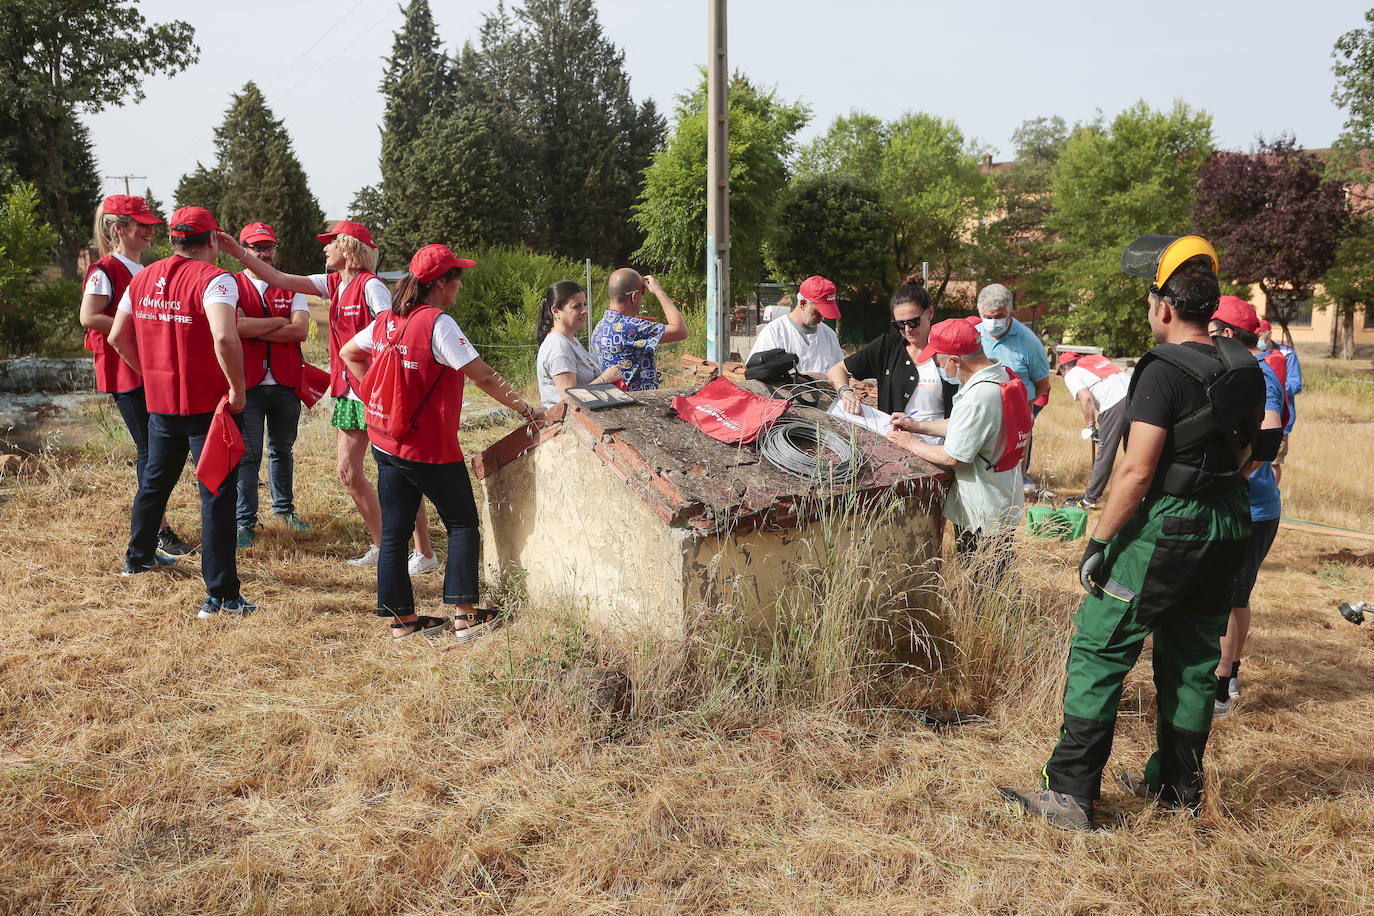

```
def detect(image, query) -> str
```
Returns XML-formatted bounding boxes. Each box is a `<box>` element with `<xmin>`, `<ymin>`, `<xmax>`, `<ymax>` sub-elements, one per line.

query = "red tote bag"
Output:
<box><xmin>295</xmin><ymin>362</ymin><xmax>332</xmax><ymax>408</ymax></box>
<box><xmin>195</xmin><ymin>397</ymin><xmax>246</xmax><ymax>497</ymax></box>
<box><xmin>671</xmin><ymin>377</ymin><xmax>790</xmax><ymax>445</ymax></box>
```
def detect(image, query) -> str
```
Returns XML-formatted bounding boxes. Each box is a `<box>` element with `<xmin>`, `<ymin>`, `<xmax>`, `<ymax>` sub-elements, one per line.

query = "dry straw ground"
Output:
<box><xmin>1</xmin><ymin>354</ymin><xmax>1371</xmax><ymax>914</ymax></box>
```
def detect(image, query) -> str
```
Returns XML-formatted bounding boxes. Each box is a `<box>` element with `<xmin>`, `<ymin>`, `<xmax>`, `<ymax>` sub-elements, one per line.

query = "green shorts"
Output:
<box><xmin>331</xmin><ymin>397</ymin><xmax>367</xmax><ymax>430</ymax></box>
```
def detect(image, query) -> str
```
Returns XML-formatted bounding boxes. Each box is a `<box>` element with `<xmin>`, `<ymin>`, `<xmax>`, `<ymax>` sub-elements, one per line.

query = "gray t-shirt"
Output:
<box><xmin>537</xmin><ymin>332</ymin><xmax>602</xmax><ymax>408</ymax></box>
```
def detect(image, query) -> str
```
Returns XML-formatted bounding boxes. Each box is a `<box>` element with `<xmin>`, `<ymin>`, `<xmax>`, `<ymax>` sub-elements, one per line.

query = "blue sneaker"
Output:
<box><xmin>198</xmin><ymin>595</ymin><xmax>258</xmax><ymax>619</ymax></box>
<box><xmin>122</xmin><ymin>552</ymin><xmax>178</xmax><ymax>576</ymax></box>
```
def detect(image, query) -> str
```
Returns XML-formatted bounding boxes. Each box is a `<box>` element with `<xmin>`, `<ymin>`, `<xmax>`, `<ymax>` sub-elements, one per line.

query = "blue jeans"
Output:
<box><xmin>127</xmin><ymin>411</ymin><xmax>241</xmax><ymax>600</ymax></box>
<box><xmin>373</xmin><ymin>447</ymin><xmax>479</xmax><ymax>617</ymax></box>
<box><xmin>112</xmin><ymin>387</ymin><xmax>151</xmax><ymax>489</ymax></box>
<box><xmin>236</xmin><ymin>383</ymin><xmax>302</xmax><ymax>527</ymax></box>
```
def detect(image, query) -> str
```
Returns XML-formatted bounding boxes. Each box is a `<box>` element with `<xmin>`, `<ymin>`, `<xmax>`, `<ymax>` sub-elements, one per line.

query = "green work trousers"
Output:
<box><xmin>1044</xmin><ymin>485</ymin><xmax>1250</xmax><ymax>807</ymax></box>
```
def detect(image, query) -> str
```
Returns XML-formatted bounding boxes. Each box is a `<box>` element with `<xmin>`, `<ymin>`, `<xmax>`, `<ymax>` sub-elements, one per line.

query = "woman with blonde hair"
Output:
<box><xmin>217</xmin><ymin>222</ymin><xmax>436</xmax><ymax>571</ymax></box>
<box><xmin>79</xmin><ymin>195</ymin><xmax>192</xmax><ymax>556</ymax></box>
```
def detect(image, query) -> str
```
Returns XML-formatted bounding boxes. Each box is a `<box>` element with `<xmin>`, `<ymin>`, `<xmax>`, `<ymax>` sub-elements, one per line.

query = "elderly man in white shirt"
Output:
<box><xmin>746</xmin><ymin>275</ymin><xmax>845</xmax><ymax>374</ymax></box>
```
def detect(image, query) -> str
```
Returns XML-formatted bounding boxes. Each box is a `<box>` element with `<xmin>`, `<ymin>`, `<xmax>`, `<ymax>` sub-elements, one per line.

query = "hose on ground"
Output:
<box><xmin>758</xmin><ymin>418</ymin><xmax>860</xmax><ymax>484</ymax></box>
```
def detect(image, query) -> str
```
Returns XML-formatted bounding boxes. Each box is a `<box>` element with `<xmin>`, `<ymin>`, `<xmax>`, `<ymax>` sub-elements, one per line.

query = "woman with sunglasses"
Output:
<box><xmin>826</xmin><ymin>276</ymin><xmax>955</xmax><ymax>440</ymax></box>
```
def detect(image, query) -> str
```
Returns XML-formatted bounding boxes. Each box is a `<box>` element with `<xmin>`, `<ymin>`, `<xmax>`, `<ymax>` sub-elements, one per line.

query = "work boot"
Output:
<box><xmin>1116</xmin><ymin>771</ymin><xmax>1200</xmax><ymax>816</ymax></box>
<box><xmin>236</xmin><ymin>525</ymin><xmax>256</xmax><ymax>549</ymax></box>
<box><xmin>999</xmin><ymin>787</ymin><xmax>1093</xmax><ymax>830</ymax></box>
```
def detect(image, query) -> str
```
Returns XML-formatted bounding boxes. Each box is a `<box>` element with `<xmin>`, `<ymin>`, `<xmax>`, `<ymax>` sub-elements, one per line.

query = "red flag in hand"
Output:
<box><xmin>195</xmin><ymin>397</ymin><xmax>245</xmax><ymax>496</ymax></box>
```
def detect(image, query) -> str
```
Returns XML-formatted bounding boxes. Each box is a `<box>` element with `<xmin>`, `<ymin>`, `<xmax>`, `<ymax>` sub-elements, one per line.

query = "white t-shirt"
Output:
<box><xmin>309</xmin><ymin>273</ymin><xmax>390</xmax><ymax>318</ymax></box>
<box><xmin>537</xmin><ymin>332</ymin><xmax>602</xmax><ymax>408</ymax></box>
<box><xmin>1063</xmin><ymin>363</ymin><xmax>1128</xmax><ymax>413</ymax></box>
<box><xmin>941</xmin><ymin>362</ymin><xmax>1025</xmax><ymax>534</ymax></box>
<box><xmin>246</xmin><ymin>277</ymin><xmax>310</xmax><ymax>388</ymax></box>
<box><xmin>83</xmin><ymin>252</ymin><xmax>142</xmax><ymax>298</ymax></box>
<box><xmin>351</xmin><ymin>310</ymin><xmax>479</xmax><ymax>371</ymax></box>
<box><xmin>117</xmin><ymin>272</ymin><xmax>238</xmax><ymax>313</ymax></box>
<box><xmin>903</xmin><ymin>358</ymin><xmax>945</xmax><ymax>443</ymax></box>
<box><xmin>747</xmin><ymin>314</ymin><xmax>845</xmax><ymax>374</ymax></box>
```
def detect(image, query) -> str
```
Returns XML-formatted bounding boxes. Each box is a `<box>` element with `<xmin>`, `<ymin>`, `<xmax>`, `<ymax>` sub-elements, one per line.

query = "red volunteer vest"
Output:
<box><xmin>235</xmin><ymin>275</ymin><xmax>304</xmax><ymax>389</ymax></box>
<box><xmin>327</xmin><ymin>271</ymin><xmax>381</xmax><ymax>397</ymax></box>
<box><xmin>83</xmin><ymin>255</ymin><xmax>143</xmax><ymax>394</ymax></box>
<box><xmin>365</xmin><ymin>306</ymin><xmax>465</xmax><ymax>464</ymax></box>
<box><xmin>1262</xmin><ymin>350</ymin><xmax>1291</xmax><ymax>428</ymax></box>
<box><xmin>127</xmin><ymin>255</ymin><xmax>232</xmax><ymax>415</ymax></box>
<box><xmin>1073</xmin><ymin>354</ymin><xmax>1122</xmax><ymax>381</ymax></box>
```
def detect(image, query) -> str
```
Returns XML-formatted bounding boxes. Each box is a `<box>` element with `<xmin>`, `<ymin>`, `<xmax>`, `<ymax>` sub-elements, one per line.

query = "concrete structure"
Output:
<box><xmin>472</xmin><ymin>384</ymin><xmax>948</xmax><ymax>638</ymax></box>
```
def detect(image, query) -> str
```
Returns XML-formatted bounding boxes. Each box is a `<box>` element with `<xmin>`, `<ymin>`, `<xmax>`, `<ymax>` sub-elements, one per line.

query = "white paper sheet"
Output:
<box><xmin>826</xmin><ymin>398</ymin><xmax>891</xmax><ymax>436</ymax></box>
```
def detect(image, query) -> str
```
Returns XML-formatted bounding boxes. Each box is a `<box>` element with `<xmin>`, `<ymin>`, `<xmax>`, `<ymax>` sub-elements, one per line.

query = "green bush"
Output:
<box><xmin>0</xmin><ymin>183</ymin><xmax>82</xmax><ymax>357</ymax></box>
<box><xmin>449</xmin><ymin>246</ymin><xmax>612</xmax><ymax>382</ymax></box>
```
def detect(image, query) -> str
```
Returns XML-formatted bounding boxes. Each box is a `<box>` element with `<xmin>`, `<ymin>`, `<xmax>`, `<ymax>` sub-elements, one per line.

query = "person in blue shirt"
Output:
<box><xmin>1209</xmin><ymin>297</ymin><xmax>1285</xmax><ymax>717</ymax></box>
<box><xmin>975</xmin><ymin>284</ymin><xmax>1050</xmax><ymax>491</ymax></box>
<box><xmin>1256</xmin><ymin>318</ymin><xmax>1301</xmax><ymax>482</ymax></box>
<box><xmin>589</xmin><ymin>269</ymin><xmax>689</xmax><ymax>391</ymax></box>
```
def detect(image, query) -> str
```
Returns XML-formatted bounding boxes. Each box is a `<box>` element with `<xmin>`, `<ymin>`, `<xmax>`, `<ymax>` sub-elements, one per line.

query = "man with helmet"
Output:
<box><xmin>1000</xmin><ymin>235</ymin><xmax>1272</xmax><ymax>829</ymax></box>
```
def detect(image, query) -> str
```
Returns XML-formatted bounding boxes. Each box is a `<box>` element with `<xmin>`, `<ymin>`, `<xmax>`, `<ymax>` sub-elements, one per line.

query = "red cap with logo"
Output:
<box><xmin>103</xmin><ymin>195</ymin><xmax>162</xmax><ymax>226</ymax></box>
<box><xmin>317</xmin><ymin>220</ymin><xmax>375</xmax><ymax>249</ymax></box>
<box><xmin>1213</xmin><ymin>295</ymin><xmax>1259</xmax><ymax>335</ymax></box>
<box><xmin>168</xmin><ymin>206</ymin><xmax>220</xmax><ymax>238</ymax></box>
<box><xmin>798</xmin><ymin>275</ymin><xmax>840</xmax><ymax>320</ymax></box>
<box><xmin>1256</xmin><ymin>319</ymin><xmax>1272</xmax><ymax>333</ymax></box>
<box><xmin>239</xmin><ymin>222</ymin><xmax>277</xmax><ymax>246</ymax></box>
<box><xmin>410</xmin><ymin>244</ymin><xmax>476</xmax><ymax>283</ymax></box>
<box><xmin>917</xmin><ymin>318</ymin><xmax>984</xmax><ymax>364</ymax></box>
<box><xmin>1056</xmin><ymin>350</ymin><xmax>1084</xmax><ymax>374</ymax></box>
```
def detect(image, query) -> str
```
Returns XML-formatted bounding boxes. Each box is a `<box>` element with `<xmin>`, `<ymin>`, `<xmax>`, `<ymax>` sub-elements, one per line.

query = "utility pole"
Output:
<box><xmin>106</xmin><ymin>174</ymin><xmax>146</xmax><ymax>195</ymax></box>
<box><xmin>705</xmin><ymin>0</ymin><xmax>729</xmax><ymax>365</ymax></box>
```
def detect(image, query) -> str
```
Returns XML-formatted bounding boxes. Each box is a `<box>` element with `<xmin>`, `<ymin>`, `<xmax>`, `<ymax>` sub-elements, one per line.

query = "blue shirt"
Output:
<box><xmin>1247</xmin><ymin>360</ymin><xmax>1285</xmax><ymax>522</ymax></box>
<box><xmin>590</xmin><ymin>311</ymin><xmax>667</xmax><ymax>391</ymax></box>
<box><xmin>1278</xmin><ymin>344</ymin><xmax>1301</xmax><ymax>433</ymax></box>
<box><xmin>978</xmin><ymin>318</ymin><xmax>1050</xmax><ymax>404</ymax></box>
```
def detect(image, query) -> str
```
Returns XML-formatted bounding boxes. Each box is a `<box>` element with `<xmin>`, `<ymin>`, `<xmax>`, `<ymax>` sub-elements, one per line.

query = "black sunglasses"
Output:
<box><xmin>891</xmin><ymin>314</ymin><xmax>925</xmax><ymax>330</ymax></box>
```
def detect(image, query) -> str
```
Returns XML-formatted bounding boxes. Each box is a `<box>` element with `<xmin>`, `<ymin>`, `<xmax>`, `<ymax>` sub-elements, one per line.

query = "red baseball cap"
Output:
<box><xmin>409</xmin><ymin>244</ymin><xmax>476</xmax><ymax>283</ymax></box>
<box><xmin>965</xmin><ymin>314</ymin><xmax>983</xmax><ymax>325</ymax></box>
<box><xmin>317</xmin><ymin>220</ymin><xmax>375</xmax><ymax>249</ymax></box>
<box><xmin>168</xmin><ymin>206</ymin><xmax>220</xmax><ymax>238</ymax></box>
<box><xmin>1256</xmin><ymin>319</ymin><xmax>1272</xmax><ymax>333</ymax></box>
<box><xmin>798</xmin><ymin>275</ymin><xmax>840</xmax><ymax>320</ymax></box>
<box><xmin>239</xmin><ymin>222</ymin><xmax>277</xmax><ymax>245</ymax></box>
<box><xmin>917</xmin><ymin>318</ymin><xmax>984</xmax><ymax>363</ymax></box>
<box><xmin>1056</xmin><ymin>350</ymin><xmax>1084</xmax><ymax>374</ymax></box>
<box><xmin>103</xmin><ymin>194</ymin><xmax>162</xmax><ymax>225</ymax></box>
<box><xmin>1213</xmin><ymin>295</ymin><xmax>1259</xmax><ymax>335</ymax></box>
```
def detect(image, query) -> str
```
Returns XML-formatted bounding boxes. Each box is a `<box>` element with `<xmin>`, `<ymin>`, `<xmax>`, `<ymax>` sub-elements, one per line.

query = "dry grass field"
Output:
<box><xmin>1</xmin><ymin>353</ymin><xmax>1371</xmax><ymax>914</ymax></box>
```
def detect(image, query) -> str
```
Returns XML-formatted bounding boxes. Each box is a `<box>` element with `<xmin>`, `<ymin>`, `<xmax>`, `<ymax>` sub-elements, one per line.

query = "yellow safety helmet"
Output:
<box><xmin>1120</xmin><ymin>235</ymin><xmax>1218</xmax><ymax>288</ymax></box>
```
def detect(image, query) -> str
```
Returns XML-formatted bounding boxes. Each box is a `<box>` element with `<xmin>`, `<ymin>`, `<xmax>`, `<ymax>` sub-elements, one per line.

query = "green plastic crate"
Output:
<box><xmin>1026</xmin><ymin>505</ymin><xmax>1089</xmax><ymax>540</ymax></box>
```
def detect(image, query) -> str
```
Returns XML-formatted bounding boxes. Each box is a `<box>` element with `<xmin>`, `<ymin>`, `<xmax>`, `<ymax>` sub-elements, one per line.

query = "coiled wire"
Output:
<box><xmin>758</xmin><ymin>418</ymin><xmax>860</xmax><ymax>484</ymax></box>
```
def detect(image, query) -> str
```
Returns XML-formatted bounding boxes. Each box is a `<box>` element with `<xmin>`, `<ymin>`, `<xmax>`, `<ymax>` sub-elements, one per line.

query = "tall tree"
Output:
<box><xmin>174</xmin><ymin>83</ymin><xmax>326</xmax><ymax>273</ymax></box>
<box><xmin>0</xmin><ymin>0</ymin><xmax>197</xmax><ymax>278</ymax></box>
<box><xmin>1047</xmin><ymin>101</ymin><xmax>1213</xmax><ymax>353</ymax></box>
<box><xmin>767</xmin><ymin>173</ymin><xmax>888</xmax><ymax>297</ymax></box>
<box><xmin>633</xmin><ymin>71</ymin><xmax>809</xmax><ymax>298</ymax></box>
<box><xmin>794</xmin><ymin>110</ymin><xmax>995</xmax><ymax>302</ymax></box>
<box><xmin>1193</xmin><ymin>135</ymin><xmax>1349</xmax><ymax>348</ymax></box>
<box><xmin>969</xmin><ymin>116</ymin><xmax>1069</xmax><ymax>306</ymax></box>
<box><xmin>1316</xmin><ymin>213</ymin><xmax>1374</xmax><ymax>359</ymax></box>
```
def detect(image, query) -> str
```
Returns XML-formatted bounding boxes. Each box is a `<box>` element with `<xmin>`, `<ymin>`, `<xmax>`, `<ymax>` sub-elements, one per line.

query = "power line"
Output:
<box><xmin>104</xmin><ymin>174</ymin><xmax>146</xmax><ymax>195</ymax></box>
<box><xmin>259</xmin><ymin>0</ymin><xmax>368</xmax><ymax>93</ymax></box>
<box><xmin>273</xmin><ymin>4</ymin><xmax>399</xmax><ymax>105</ymax></box>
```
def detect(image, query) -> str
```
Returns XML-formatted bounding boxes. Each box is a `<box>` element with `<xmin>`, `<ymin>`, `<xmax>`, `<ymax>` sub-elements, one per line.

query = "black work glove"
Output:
<box><xmin>1078</xmin><ymin>537</ymin><xmax>1109</xmax><ymax>596</ymax></box>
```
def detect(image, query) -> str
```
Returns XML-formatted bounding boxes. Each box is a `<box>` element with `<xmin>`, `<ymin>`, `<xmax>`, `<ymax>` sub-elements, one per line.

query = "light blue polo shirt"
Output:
<box><xmin>979</xmin><ymin>318</ymin><xmax>1050</xmax><ymax>404</ymax></box>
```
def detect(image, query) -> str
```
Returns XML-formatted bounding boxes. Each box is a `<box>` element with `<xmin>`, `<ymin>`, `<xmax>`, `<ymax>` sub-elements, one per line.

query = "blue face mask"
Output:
<box><xmin>1257</xmin><ymin>337</ymin><xmax>1270</xmax><ymax>351</ymax></box>
<box><xmin>984</xmin><ymin>317</ymin><xmax>1009</xmax><ymax>337</ymax></box>
<box><xmin>938</xmin><ymin>358</ymin><xmax>961</xmax><ymax>385</ymax></box>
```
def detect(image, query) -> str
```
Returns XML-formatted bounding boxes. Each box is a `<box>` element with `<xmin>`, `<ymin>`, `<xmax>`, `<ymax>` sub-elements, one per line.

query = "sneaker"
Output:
<box><xmin>347</xmin><ymin>544</ymin><xmax>381</xmax><ymax>568</ymax></box>
<box><xmin>999</xmin><ymin>787</ymin><xmax>1094</xmax><ymax>830</ymax></box>
<box><xmin>408</xmin><ymin>550</ymin><xmax>441</xmax><ymax>575</ymax></box>
<box><xmin>1213</xmin><ymin>697</ymin><xmax>1232</xmax><ymax>719</ymax></box>
<box><xmin>1228</xmin><ymin>677</ymin><xmax>1240</xmax><ymax>699</ymax></box>
<box><xmin>1063</xmin><ymin>496</ymin><xmax>1098</xmax><ymax>510</ymax></box>
<box><xmin>221</xmin><ymin>595</ymin><xmax>257</xmax><ymax>615</ymax></box>
<box><xmin>121</xmin><ymin>553</ymin><xmax>178</xmax><ymax>576</ymax></box>
<box><xmin>276</xmin><ymin>512</ymin><xmax>310</xmax><ymax>532</ymax></box>
<box><xmin>199</xmin><ymin>595</ymin><xmax>258</xmax><ymax>619</ymax></box>
<box><xmin>236</xmin><ymin>525</ymin><xmax>256</xmax><ymax>549</ymax></box>
<box><xmin>157</xmin><ymin>526</ymin><xmax>195</xmax><ymax>556</ymax></box>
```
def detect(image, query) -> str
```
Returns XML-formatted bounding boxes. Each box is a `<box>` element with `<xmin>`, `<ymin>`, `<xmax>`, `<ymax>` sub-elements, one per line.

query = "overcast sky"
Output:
<box><xmin>85</xmin><ymin>0</ymin><xmax>1366</xmax><ymax>221</ymax></box>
